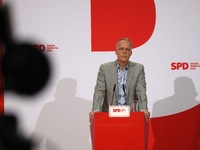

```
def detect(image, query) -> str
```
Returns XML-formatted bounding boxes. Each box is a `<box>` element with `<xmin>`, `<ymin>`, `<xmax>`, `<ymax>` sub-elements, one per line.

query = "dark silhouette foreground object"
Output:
<box><xmin>0</xmin><ymin>5</ymin><xmax>51</xmax><ymax>95</ymax></box>
<box><xmin>2</xmin><ymin>43</ymin><xmax>50</xmax><ymax>95</ymax></box>
<box><xmin>0</xmin><ymin>115</ymin><xmax>33</xmax><ymax>150</ymax></box>
<box><xmin>0</xmin><ymin>5</ymin><xmax>51</xmax><ymax>150</ymax></box>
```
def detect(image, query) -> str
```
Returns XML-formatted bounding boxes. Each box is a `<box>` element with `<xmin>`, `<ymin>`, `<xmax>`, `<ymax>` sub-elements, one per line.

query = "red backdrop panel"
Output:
<box><xmin>91</xmin><ymin>0</ymin><xmax>156</xmax><ymax>51</ymax></box>
<box><xmin>148</xmin><ymin>105</ymin><xmax>200</xmax><ymax>150</ymax></box>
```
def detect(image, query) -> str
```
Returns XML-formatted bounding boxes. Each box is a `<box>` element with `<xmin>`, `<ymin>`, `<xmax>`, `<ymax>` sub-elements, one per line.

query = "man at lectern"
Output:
<box><xmin>89</xmin><ymin>38</ymin><xmax>150</xmax><ymax>122</ymax></box>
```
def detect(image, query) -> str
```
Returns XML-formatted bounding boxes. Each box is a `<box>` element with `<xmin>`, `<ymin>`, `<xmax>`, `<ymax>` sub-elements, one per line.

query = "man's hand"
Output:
<box><xmin>142</xmin><ymin>110</ymin><xmax>150</xmax><ymax>122</ymax></box>
<box><xmin>89</xmin><ymin>110</ymin><xmax>100</xmax><ymax>122</ymax></box>
<box><xmin>89</xmin><ymin>111</ymin><xmax>95</xmax><ymax>123</ymax></box>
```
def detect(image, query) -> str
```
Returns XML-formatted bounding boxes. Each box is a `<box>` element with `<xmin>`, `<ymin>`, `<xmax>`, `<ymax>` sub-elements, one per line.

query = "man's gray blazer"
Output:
<box><xmin>92</xmin><ymin>60</ymin><xmax>148</xmax><ymax>112</ymax></box>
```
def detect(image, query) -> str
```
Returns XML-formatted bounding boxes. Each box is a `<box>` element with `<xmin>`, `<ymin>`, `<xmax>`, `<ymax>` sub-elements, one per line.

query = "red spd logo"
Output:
<box><xmin>113</xmin><ymin>109</ymin><xmax>126</xmax><ymax>112</ymax></box>
<box><xmin>33</xmin><ymin>44</ymin><xmax>58</xmax><ymax>52</ymax></box>
<box><xmin>171</xmin><ymin>62</ymin><xmax>189</xmax><ymax>70</ymax></box>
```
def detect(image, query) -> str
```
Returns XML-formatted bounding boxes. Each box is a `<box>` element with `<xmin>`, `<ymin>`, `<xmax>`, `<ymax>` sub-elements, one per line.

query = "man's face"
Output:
<box><xmin>115</xmin><ymin>40</ymin><xmax>132</xmax><ymax>64</ymax></box>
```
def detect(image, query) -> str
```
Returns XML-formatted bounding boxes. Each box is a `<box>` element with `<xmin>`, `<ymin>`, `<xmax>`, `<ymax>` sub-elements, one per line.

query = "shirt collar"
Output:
<box><xmin>117</xmin><ymin>61</ymin><xmax>129</xmax><ymax>70</ymax></box>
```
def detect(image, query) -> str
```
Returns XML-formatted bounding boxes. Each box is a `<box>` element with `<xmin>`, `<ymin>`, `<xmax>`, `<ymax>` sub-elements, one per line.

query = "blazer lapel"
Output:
<box><xmin>109</xmin><ymin>61</ymin><xmax>118</xmax><ymax>103</ymax></box>
<box><xmin>126</xmin><ymin>62</ymin><xmax>135</xmax><ymax>99</ymax></box>
<box><xmin>109</xmin><ymin>61</ymin><xmax>118</xmax><ymax>86</ymax></box>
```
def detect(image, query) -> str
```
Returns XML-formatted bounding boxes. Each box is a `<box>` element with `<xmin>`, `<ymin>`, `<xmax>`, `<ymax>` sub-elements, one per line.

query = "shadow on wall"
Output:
<box><xmin>150</xmin><ymin>76</ymin><xmax>200</xmax><ymax>150</ymax></box>
<box><xmin>30</xmin><ymin>78</ymin><xmax>92</xmax><ymax>150</ymax></box>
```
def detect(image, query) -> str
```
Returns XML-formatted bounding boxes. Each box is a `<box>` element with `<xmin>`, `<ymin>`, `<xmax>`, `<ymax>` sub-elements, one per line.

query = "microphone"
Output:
<box><xmin>122</xmin><ymin>84</ymin><xmax>126</xmax><ymax>96</ymax></box>
<box><xmin>111</xmin><ymin>84</ymin><xmax>116</xmax><ymax>105</ymax></box>
<box><xmin>122</xmin><ymin>84</ymin><xmax>127</xmax><ymax>105</ymax></box>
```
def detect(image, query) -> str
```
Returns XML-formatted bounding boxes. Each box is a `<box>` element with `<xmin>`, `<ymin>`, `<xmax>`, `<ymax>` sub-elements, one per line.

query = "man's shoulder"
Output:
<box><xmin>100</xmin><ymin>61</ymin><xmax>144</xmax><ymax>68</ymax></box>
<box><xmin>101</xmin><ymin>61</ymin><xmax>116</xmax><ymax>67</ymax></box>
<box><xmin>129</xmin><ymin>61</ymin><xmax>144</xmax><ymax>68</ymax></box>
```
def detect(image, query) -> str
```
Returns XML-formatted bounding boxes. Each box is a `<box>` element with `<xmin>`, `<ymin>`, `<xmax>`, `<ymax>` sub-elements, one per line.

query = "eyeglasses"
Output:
<box><xmin>117</xmin><ymin>47</ymin><xmax>132</xmax><ymax>53</ymax></box>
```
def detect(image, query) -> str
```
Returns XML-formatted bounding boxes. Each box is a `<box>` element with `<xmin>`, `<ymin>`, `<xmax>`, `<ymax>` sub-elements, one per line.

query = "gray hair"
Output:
<box><xmin>116</xmin><ymin>38</ymin><xmax>132</xmax><ymax>49</ymax></box>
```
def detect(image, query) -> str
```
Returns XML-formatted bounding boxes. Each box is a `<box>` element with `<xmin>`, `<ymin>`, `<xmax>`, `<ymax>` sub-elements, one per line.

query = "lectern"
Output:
<box><xmin>90</xmin><ymin>112</ymin><xmax>148</xmax><ymax>150</ymax></box>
